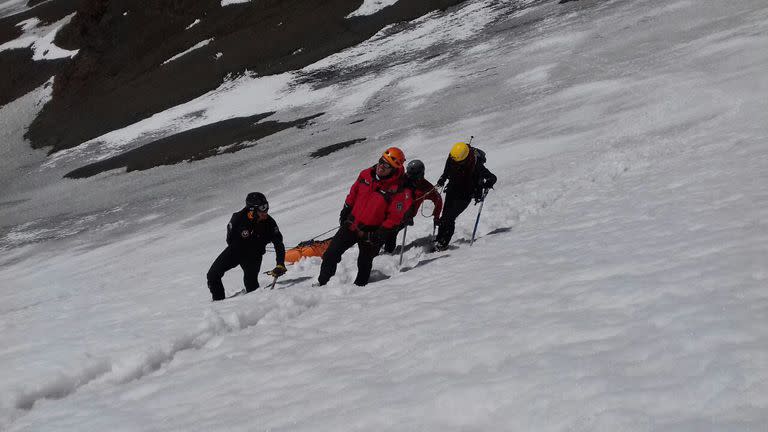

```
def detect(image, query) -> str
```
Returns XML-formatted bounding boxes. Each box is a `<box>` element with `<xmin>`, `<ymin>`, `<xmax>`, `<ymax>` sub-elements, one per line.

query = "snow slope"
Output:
<box><xmin>1</xmin><ymin>0</ymin><xmax>767</xmax><ymax>430</ymax></box>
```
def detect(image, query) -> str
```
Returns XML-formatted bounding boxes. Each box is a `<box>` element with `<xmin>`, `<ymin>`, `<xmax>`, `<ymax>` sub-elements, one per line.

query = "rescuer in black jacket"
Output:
<box><xmin>434</xmin><ymin>142</ymin><xmax>497</xmax><ymax>250</ymax></box>
<box><xmin>207</xmin><ymin>192</ymin><xmax>286</xmax><ymax>301</ymax></box>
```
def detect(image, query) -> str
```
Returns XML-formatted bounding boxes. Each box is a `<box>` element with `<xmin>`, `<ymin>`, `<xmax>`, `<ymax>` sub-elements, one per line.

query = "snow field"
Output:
<box><xmin>1</xmin><ymin>0</ymin><xmax>768</xmax><ymax>430</ymax></box>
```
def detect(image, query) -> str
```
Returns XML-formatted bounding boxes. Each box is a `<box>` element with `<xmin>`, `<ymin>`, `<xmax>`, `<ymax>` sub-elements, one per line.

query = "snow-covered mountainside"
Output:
<box><xmin>1</xmin><ymin>0</ymin><xmax>767</xmax><ymax>430</ymax></box>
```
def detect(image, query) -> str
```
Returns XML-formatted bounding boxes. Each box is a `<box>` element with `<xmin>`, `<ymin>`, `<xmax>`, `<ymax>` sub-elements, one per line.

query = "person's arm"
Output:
<box><xmin>344</xmin><ymin>170</ymin><xmax>365</xmax><ymax>207</ymax></box>
<box><xmin>271</xmin><ymin>222</ymin><xmax>286</xmax><ymax>266</ymax></box>
<box><xmin>425</xmin><ymin>186</ymin><xmax>443</xmax><ymax>221</ymax></box>
<box><xmin>479</xmin><ymin>165</ymin><xmax>497</xmax><ymax>189</ymax></box>
<box><xmin>436</xmin><ymin>157</ymin><xmax>451</xmax><ymax>187</ymax></box>
<box><xmin>226</xmin><ymin>212</ymin><xmax>239</xmax><ymax>245</ymax></box>
<box><xmin>382</xmin><ymin>187</ymin><xmax>414</xmax><ymax>230</ymax></box>
<box><xmin>265</xmin><ymin>220</ymin><xmax>288</xmax><ymax>276</ymax></box>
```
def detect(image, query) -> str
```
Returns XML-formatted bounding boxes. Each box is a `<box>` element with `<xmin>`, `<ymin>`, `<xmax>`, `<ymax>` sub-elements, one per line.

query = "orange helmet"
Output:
<box><xmin>381</xmin><ymin>147</ymin><xmax>405</xmax><ymax>169</ymax></box>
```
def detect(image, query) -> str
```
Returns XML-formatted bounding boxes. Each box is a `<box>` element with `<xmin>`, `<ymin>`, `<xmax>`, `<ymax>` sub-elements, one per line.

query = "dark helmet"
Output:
<box><xmin>245</xmin><ymin>192</ymin><xmax>268</xmax><ymax>212</ymax></box>
<box><xmin>406</xmin><ymin>159</ymin><xmax>425</xmax><ymax>180</ymax></box>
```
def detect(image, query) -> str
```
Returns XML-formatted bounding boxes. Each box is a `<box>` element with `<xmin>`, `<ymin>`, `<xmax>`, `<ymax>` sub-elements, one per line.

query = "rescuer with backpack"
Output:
<box><xmin>434</xmin><ymin>142</ymin><xmax>497</xmax><ymax>250</ymax></box>
<box><xmin>316</xmin><ymin>147</ymin><xmax>413</xmax><ymax>286</ymax></box>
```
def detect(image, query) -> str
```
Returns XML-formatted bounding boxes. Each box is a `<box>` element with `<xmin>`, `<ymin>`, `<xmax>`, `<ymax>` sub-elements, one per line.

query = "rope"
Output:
<box><xmin>310</xmin><ymin>226</ymin><xmax>339</xmax><ymax>241</ymax></box>
<box><xmin>415</xmin><ymin>185</ymin><xmax>441</xmax><ymax>218</ymax></box>
<box><xmin>263</xmin><ymin>226</ymin><xmax>337</xmax><ymax>253</ymax></box>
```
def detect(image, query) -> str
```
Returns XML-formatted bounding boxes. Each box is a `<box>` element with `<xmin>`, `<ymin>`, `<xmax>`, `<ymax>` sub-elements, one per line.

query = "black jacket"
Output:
<box><xmin>437</xmin><ymin>147</ymin><xmax>497</xmax><ymax>198</ymax></box>
<box><xmin>226</xmin><ymin>208</ymin><xmax>286</xmax><ymax>265</ymax></box>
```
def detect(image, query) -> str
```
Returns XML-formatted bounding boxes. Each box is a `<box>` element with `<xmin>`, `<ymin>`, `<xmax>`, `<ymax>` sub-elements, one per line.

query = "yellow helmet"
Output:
<box><xmin>450</xmin><ymin>142</ymin><xmax>470</xmax><ymax>162</ymax></box>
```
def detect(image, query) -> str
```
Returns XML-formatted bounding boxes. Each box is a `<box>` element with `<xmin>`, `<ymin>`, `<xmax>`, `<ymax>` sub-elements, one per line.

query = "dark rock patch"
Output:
<box><xmin>309</xmin><ymin>137</ymin><xmax>366</xmax><ymax>158</ymax></box>
<box><xmin>0</xmin><ymin>48</ymin><xmax>66</xmax><ymax>107</ymax></box>
<box><xmin>0</xmin><ymin>18</ymin><xmax>22</xmax><ymax>45</ymax></box>
<box><xmin>0</xmin><ymin>0</ymin><xmax>80</xmax><ymax>105</ymax></box>
<box><xmin>26</xmin><ymin>0</ymin><xmax>469</xmax><ymax>154</ymax></box>
<box><xmin>64</xmin><ymin>112</ymin><xmax>323</xmax><ymax>179</ymax></box>
<box><xmin>0</xmin><ymin>0</ymin><xmax>78</xmax><ymax>43</ymax></box>
<box><xmin>349</xmin><ymin>119</ymin><xmax>364</xmax><ymax>124</ymax></box>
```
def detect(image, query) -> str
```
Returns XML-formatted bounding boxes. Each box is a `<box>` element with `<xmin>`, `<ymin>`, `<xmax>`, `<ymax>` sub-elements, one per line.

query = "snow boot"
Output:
<box><xmin>432</xmin><ymin>239</ymin><xmax>449</xmax><ymax>252</ymax></box>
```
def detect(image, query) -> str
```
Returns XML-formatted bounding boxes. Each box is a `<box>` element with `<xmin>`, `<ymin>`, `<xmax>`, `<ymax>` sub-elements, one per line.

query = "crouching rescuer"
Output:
<box><xmin>317</xmin><ymin>147</ymin><xmax>413</xmax><ymax>286</ymax></box>
<box><xmin>207</xmin><ymin>192</ymin><xmax>287</xmax><ymax>301</ymax></box>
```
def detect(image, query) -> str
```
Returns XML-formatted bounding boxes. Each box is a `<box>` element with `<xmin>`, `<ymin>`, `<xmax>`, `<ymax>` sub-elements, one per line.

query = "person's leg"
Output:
<box><xmin>382</xmin><ymin>228</ymin><xmax>400</xmax><ymax>254</ymax></box>
<box><xmin>207</xmin><ymin>247</ymin><xmax>239</xmax><ymax>300</ymax></box>
<box><xmin>240</xmin><ymin>253</ymin><xmax>263</xmax><ymax>292</ymax></box>
<box><xmin>318</xmin><ymin>228</ymin><xmax>357</xmax><ymax>285</ymax></box>
<box><xmin>436</xmin><ymin>193</ymin><xmax>472</xmax><ymax>247</ymax></box>
<box><xmin>353</xmin><ymin>240</ymin><xmax>381</xmax><ymax>286</ymax></box>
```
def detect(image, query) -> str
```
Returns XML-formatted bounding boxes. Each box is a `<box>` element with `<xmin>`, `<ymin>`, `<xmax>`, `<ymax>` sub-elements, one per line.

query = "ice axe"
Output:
<box><xmin>398</xmin><ymin>225</ymin><xmax>408</xmax><ymax>267</ymax></box>
<box><xmin>264</xmin><ymin>269</ymin><xmax>283</xmax><ymax>290</ymax></box>
<box><xmin>470</xmin><ymin>189</ymin><xmax>489</xmax><ymax>247</ymax></box>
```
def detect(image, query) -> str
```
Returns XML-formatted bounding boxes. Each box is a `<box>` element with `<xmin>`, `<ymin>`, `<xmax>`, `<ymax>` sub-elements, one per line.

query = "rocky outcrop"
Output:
<box><xmin>24</xmin><ymin>0</ymin><xmax>468</xmax><ymax>153</ymax></box>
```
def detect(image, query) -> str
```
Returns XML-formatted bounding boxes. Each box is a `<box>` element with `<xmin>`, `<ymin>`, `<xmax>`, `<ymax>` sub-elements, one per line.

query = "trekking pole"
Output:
<box><xmin>468</xmin><ymin>135</ymin><xmax>474</xmax><ymax>145</ymax></box>
<box><xmin>398</xmin><ymin>225</ymin><xmax>408</xmax><ymax>267</ymax></box>
<box><xmin>470</xmin><ymin>189</ymin><xmax>489</xmax><ymax>247</ymax></box>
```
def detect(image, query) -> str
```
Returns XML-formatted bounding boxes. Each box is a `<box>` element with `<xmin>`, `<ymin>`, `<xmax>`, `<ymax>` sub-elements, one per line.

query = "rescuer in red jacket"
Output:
<box><xmin>317</xmin><ymin>147</ymin><xmax>413</xmax><ymax>286</ymax></box>
<box><xmin>382</xmin><ymin>159</ymin><xmax>443</xmax><ymax>254</ymax></box>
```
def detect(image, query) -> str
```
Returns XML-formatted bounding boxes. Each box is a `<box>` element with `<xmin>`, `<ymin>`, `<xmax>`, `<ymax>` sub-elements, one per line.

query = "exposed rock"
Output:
<box><xmin>25</xmin><ymin>0</ymin><xmax>468</xmax><ymax>153</ymax></box>
<box><xmin>64</xmin><ymin>112</ymin><xmax>323</xmax><ymax>178</ymax></box>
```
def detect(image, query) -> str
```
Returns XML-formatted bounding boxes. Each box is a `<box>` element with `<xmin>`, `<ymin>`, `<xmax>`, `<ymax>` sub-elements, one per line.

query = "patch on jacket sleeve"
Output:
<box><xmin>396</xmin><ymin>202</ymin><xmax>404</xmax><ymax>211</ymax></box>
<box><xmin>241</xmin><ymin>229</ymin><xmax>250</xmax><ymax>238</ymax></box>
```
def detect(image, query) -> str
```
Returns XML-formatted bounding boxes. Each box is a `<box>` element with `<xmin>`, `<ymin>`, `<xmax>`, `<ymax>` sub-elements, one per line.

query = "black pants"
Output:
<box><xmin>318</xmin><ymin>227</ymin><xmax>380</xmax><ymax>286</ymax></box>
<box><xmin>382</xmin><ymin>229</ymin><xmax>400</xmax><ymax>254</ymax></box>
<box><xmin>435</xmin><ymin>192</ymin><xmax>472</xmax><ymax>246</ymax></box>
<box><xmin>207</xmin><ymin>246</ymin><xmax>263</xmax><ymax>300</ymax></box>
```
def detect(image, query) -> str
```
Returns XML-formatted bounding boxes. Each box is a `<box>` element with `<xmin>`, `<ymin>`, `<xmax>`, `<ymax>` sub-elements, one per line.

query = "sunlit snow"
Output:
<box><xmin>161</xmin><ymin>38</ymin><xmax>214</xmax><ymax>65</ymax></box>
<box><xmin>347</xmin><ymin>0</ymin><xmax>400</xmax><ymax>18</ymax></box>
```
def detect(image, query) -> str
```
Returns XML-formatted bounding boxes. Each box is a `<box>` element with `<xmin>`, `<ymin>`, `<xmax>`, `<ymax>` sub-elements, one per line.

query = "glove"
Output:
<box><xmin>339</xmin><ymin>204</ymin><xmax>352</xmax><ymax>226</ymax></box>
<box><xmin>481</xmin><ymin>177</ymin><xmax>496</xmax><ymax>189</ymax></box>
<box><xmin>436</xmin><ymin>177</ymin><xmax>446</xmax><ymax>188</ymax></box>
<box><xmin>268</xmin><ymin>264</ymin><xmax>287</xmax><ymax>277</ymax></box>
<box><xmin>405</xmin><ymin>216</ymin><xmax>414</xmax><ymax>226</ymax></box>
<box><xmin>473</xmin><ymin>188</ymin><xmax>488</xmax><ymax>204</ymax></box>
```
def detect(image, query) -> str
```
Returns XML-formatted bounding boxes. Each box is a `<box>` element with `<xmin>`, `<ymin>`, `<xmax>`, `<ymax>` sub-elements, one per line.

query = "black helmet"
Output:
<box><xmin>245</xmin><ymin>192</ymin><xmax>268</xmax><ymax>212</ymax></box>
<box><xmin>406</xmin><ymin>159</ymin><xmax>425</xmax><ymax>180</ymax></box>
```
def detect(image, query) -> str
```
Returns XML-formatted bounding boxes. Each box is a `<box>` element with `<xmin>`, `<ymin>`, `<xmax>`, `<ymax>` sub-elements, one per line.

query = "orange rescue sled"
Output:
<box><xmin>285</xmin><ymin>238</ymin><xmax>332</xmax><ymax>264</ymax></box>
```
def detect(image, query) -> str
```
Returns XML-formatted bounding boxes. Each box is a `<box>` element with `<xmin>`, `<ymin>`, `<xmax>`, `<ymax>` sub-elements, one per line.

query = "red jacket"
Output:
<box><xmin>407</xmin><ymin>177</ymin><xmax>443</xmax><ymax>219</ymax></box>
<box><xmin>345</xmin><ymin>166</ymin><xmax>412</xmax><ymax>231</ymax></box>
